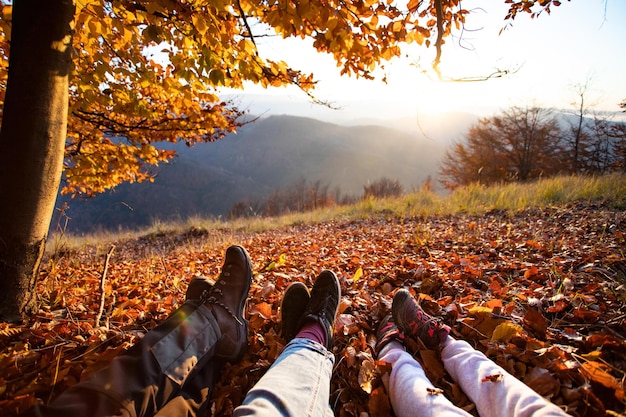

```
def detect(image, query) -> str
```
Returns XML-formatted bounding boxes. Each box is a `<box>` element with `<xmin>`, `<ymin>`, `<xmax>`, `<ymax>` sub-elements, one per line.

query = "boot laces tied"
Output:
<box><xmin>200</xmin><ymin>285</ymin><xmax>243</xmax><ymax>326</ymax></box>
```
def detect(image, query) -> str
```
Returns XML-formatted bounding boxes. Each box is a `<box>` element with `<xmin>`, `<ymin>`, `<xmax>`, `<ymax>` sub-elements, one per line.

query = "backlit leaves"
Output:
<box><xmin>0</xmin><ymin>1</ymin><xmax>567</xmax><ymax>196</ymax></box>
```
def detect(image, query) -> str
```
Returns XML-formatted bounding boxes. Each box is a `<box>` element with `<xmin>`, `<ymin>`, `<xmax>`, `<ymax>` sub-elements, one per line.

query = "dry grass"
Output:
<box><xmin>48</xmin><ymin>174</ymin><xmax>626</xmax><ymax>255</ymax></box>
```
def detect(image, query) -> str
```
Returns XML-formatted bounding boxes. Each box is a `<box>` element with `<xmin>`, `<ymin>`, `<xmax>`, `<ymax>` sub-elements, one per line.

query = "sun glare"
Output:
<box><xmin>230</xmin><ymin>1</ymin><xmax>624</xmax><ymax>123</ymax></box>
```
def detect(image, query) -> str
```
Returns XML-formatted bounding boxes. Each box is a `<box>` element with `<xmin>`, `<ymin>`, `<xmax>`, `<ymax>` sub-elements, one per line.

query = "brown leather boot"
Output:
<box><xmin>187</xmin><ymin>245</ymin><xmax>252</xmax><ymax>362</ymax></box>
<box><xmin>185</xmin><ymin>276</ymin><xmax>215</xmax><ymax>301</ymax></box>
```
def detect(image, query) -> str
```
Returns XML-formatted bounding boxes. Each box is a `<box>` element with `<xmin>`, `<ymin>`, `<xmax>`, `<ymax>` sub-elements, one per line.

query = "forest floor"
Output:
<box><xmin>1</xmin><ymin>201</ymin><xmax>625</xmax><ymax>416</ymax></box>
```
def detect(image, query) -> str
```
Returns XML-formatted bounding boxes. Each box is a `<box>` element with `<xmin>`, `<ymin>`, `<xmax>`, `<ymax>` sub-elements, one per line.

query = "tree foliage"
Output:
<box><xmin>440</xmin><ymin>106</ymin><xmax>565</xmax><ymax>188</ymax></box>
<box><xmin>562</xmin><ymin>88</ymin><xmax>626</xmax><ymax>175</ymax></box>
<box><xmin>228</xmin><ymin>175</ymin><xmax>410</xmax><ymax>219</ymax></box>
<box><xmin>440</xmin><ymin>103</ymin><xmax>626</xmax><ymax>188</ymax></box>
<box><xmin>254</xmin><ymin>178</ymin><xmax>336</xmax><ymax>217</ymax></box>
<box><xmin>584</xmin><ymin>116</ymin><xmax>626</xmax><ymax>174</ymax></box>
<box><xmin>0</xmin><ymin>0</ymin><xmax>566</xmax><ymax>196</ymax></box>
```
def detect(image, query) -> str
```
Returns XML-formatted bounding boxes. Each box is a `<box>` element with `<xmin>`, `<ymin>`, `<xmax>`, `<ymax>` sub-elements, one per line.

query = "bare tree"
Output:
<box><xmin>564</xmin><ymin>81</ymin><xmax>596</xmax><ymax>173</ymax></box>
<box><xmin>585</xmin><ymin>116</ymin><xmax>626</xmax><ymax>173</ymax></box>
<box><xmin>440</xmin><ymin>106</ymin><xmax>565</xmax><ymax>188</ymax></box>
<box><xmin>610</xmin><ymin>123</ymin><xmax>626</xmax><ymax>172</ymax></box>
<box><xmin>363</xmin><ymin>177</ymin><xmax>404</xmax><ymax>199</ymax></box>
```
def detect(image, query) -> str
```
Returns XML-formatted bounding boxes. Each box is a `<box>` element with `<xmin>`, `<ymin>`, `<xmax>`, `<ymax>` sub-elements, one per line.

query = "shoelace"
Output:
<box><xmin>307</xmin><ymin>291</ymin><xmax>332</xmax><ymax>321</ymax></box>
<box><xmin>200</xmin><ymin>266</ymin><xmax>243</xmax><ymax>325</ymax></box>
<box><xmin>403</xmin><ymin>309</ymin><xmax>442</xmax><ymax>338</ymax></box>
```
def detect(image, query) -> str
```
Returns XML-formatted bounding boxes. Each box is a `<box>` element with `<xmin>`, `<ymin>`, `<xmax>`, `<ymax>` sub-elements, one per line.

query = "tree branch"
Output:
<box><xmin>235</xmin><ymin>0</ymin><xmax>257</xmax><ymax>50</ymax></box>
<box><xmin>95</xmin><ymin>245</ymin><xmax>115</xmax><ymax>328</ymax></box>
<box><xmin>72</xmin><ymin>108</ymin><xmax>244</xmax><ymax>136</ymax></box>
<box><xmin>432</xmin><ymin>0</ymin><xmax>444</xmax><ymax>79</ymax></box>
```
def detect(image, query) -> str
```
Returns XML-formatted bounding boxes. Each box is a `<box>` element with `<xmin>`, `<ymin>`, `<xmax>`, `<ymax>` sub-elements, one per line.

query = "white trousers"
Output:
<box><xmin>379</xmin><ymin>338</ymin><xmax>570</xmax><ymax>417</ymax></box>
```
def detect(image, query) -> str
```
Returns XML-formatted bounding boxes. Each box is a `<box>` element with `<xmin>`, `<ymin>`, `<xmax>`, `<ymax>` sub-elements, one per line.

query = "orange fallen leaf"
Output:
<box><xmin>580</xmin><ymin>361</ymin><xmax>625</xmax><ymax>401</ymax></box>
<box><xmin>524</xmin><ymin>265</ymin><xmax>539</xmax><ymax>279</ymax></box>
<box><xmin>357</xmin><ymin>358</ymin><xmax>376</xmax><ymax>394</ymax></box>
<box><xmin>250</xmin><ymin>301</ymin><xmax>273</xmax><ymax>319</ymax></box>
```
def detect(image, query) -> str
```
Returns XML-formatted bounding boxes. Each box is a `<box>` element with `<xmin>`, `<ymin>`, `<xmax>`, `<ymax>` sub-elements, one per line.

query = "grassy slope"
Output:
<box><xmin>50</xmin><ymin>174</ymin><xmax>626</xmax><ymax>254</ymax></box>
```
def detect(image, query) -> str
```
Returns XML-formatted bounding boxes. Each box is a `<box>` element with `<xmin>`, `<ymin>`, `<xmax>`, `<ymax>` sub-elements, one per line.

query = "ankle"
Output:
<box><xmin>295</xmin><ymin>321</ymin><xmax>327</xmax><ymax>346</ymax></box>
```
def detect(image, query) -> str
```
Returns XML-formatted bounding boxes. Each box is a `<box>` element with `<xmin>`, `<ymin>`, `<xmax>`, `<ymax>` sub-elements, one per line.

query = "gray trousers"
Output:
<box><xmin>26</xmin><ymin>301</ymin><xmax>223</xmax><ymax>417</ymax></box>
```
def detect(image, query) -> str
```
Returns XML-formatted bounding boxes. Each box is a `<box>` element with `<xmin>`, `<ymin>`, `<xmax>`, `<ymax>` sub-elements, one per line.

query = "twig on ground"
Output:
<box><xmin>95</xmin><ymin>245</ymin><xmax>115</xmax><ymax>328</ymax></box>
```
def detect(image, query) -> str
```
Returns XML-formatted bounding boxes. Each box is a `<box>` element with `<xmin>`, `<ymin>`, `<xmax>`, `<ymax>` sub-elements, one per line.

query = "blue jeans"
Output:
<box><xmin>234</xmin><ymin>338</ymin><xmax>335</xmax><ymax>417</ymax></box>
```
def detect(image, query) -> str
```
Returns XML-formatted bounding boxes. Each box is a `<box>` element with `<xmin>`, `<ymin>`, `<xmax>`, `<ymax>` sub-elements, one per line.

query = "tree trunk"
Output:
<box><xmin>0</xmin><ymin>0</ymin><xmax>75</xmax><ymax>322</ymax></box>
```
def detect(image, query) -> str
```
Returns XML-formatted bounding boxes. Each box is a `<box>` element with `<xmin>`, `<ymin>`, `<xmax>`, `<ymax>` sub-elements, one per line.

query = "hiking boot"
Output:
<box><xmin>280</xmin><ymin>281</ymin><xmax>311</xmax><ymax>342</ymax></box>
<box><xmin>392</xmin><ymin>289</ymin><xmax>450</xmax><ymax>349</ymax></box>
<box><xmin>185</xmin><ymin>276</ymin><xmax>215</xmax><ymax>301</ymax></box>
<box><xmin>299</xmin><ymin>270</ymin><xmax>341</xmax><ymax>350</ymax></box>
<box><xmin>191</xmin><ymin>245</ymin><xmax>252</xmax><ymax>362</ymax></box>
<box><xmin>375</xmin><ymin>314</ymin><xmax>405</xmax><ymax>357</ymax></box>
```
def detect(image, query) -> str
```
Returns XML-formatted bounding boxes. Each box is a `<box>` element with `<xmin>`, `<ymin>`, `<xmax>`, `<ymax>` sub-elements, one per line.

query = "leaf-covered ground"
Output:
<box><xmin>1</xmin><ymin>201</ymin><xmax>625</xmax><ymax>416</ymax></box>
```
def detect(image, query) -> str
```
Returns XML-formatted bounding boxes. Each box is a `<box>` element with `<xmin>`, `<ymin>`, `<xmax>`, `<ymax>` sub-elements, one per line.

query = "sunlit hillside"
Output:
<box><xmin>50</xmin><ymin>174</ymin><xmax>626</xmax><ymax>253</ymax></box>
<box><xmin>54</xmin><ymin>113</ymin><xmax>476</xmax><ymax>233</ymax></box>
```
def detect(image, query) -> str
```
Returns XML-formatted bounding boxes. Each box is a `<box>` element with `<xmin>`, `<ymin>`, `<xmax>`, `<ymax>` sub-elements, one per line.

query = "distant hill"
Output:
<box><xmin>54</xmin><ymin>113</ymin><xmax>476</xmax><ymax>233</ymax></box>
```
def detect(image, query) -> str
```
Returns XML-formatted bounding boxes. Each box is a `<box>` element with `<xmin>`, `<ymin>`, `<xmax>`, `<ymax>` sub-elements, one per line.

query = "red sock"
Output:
<box><xmin>295</xmin><ymin>321</ymin><xmax>326</xmax><ymax>346</ymax></box>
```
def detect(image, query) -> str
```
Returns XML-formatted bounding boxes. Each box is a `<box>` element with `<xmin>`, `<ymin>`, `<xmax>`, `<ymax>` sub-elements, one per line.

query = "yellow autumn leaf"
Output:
<box><xmin>326</xmin><ymin>17</ymin><xmax>340</xmax><ymax>30</ymax></box>
<box><xmin>264</xmin><ymin>254</ymin><xmax>286</xmax><ymax>272</ymax></box>
<box><xmin>407</xmin><ymin>0</ymin><xmax>421</xmax><ymax>12</ymax></box>
<box><xmin>491</xmin><ymin>322</ymin><xmax>523</xmax><ymax>342</ymax></box>
<box><xmin>192</xmin><ymin>15</ymin><xmax>208</xmax><ymax>35</ymax></box>
<box><xmin>352</xmin><ymin>267</ymin><xmax>363</xmax><ymax>282</ymax></box>
<box><xmin>581</xmin><ymin>351</ymin><xmax>603</xmax><ymax>360</ymax></box>
<box><xmin>469</xmin><ymin>306</ymin><xmax>493</xmax><ymax>316</ymax></box>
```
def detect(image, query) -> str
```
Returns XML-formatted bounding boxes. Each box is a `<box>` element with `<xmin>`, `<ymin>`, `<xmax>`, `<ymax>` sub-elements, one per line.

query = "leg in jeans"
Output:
<box><xmin>25</xmin><ymin>245</ymin><xmax>252</xmax><ymax>417</ymax></box>
<box><xmin>442</xmin><ymin>338</ymin><xmax>570</xmax><ymax>417</ymax></box>
<box><xmin>234</xmin><ymin>338</ymin><xmax>335</xmax><ymax>417</ymax></box>
<box><xmin>235</xmin><ymin>272</ymin><xmax>341</xmax><ymax>417</ymax></box>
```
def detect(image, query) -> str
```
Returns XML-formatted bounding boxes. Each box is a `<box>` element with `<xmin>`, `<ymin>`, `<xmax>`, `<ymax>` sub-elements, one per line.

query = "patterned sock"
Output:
<box><xmin>295</xmin><ymin>321</ymin><xmax>326</xmax><ymax>346</ymax></box>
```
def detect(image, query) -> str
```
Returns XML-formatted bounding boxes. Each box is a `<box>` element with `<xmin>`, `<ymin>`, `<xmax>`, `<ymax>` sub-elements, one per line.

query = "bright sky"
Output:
<box><xmin>226</xmin><ymin>0</ymin><xmax>626</xmax><ymax>123</ymax></box>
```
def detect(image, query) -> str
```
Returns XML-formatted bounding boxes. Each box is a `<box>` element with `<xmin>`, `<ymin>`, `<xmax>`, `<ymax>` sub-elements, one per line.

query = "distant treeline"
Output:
<box><xmin>228</xmin><ymin>177</ymin><xmax>407</xmax><ymax>218</ymax></box>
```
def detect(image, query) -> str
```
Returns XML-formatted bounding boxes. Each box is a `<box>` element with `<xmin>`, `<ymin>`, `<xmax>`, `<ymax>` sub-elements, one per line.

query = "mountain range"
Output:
<box><xmin>53</xmin><ymin>113</ymin><xmax>477</xmax><ymax>233</ymax></box>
